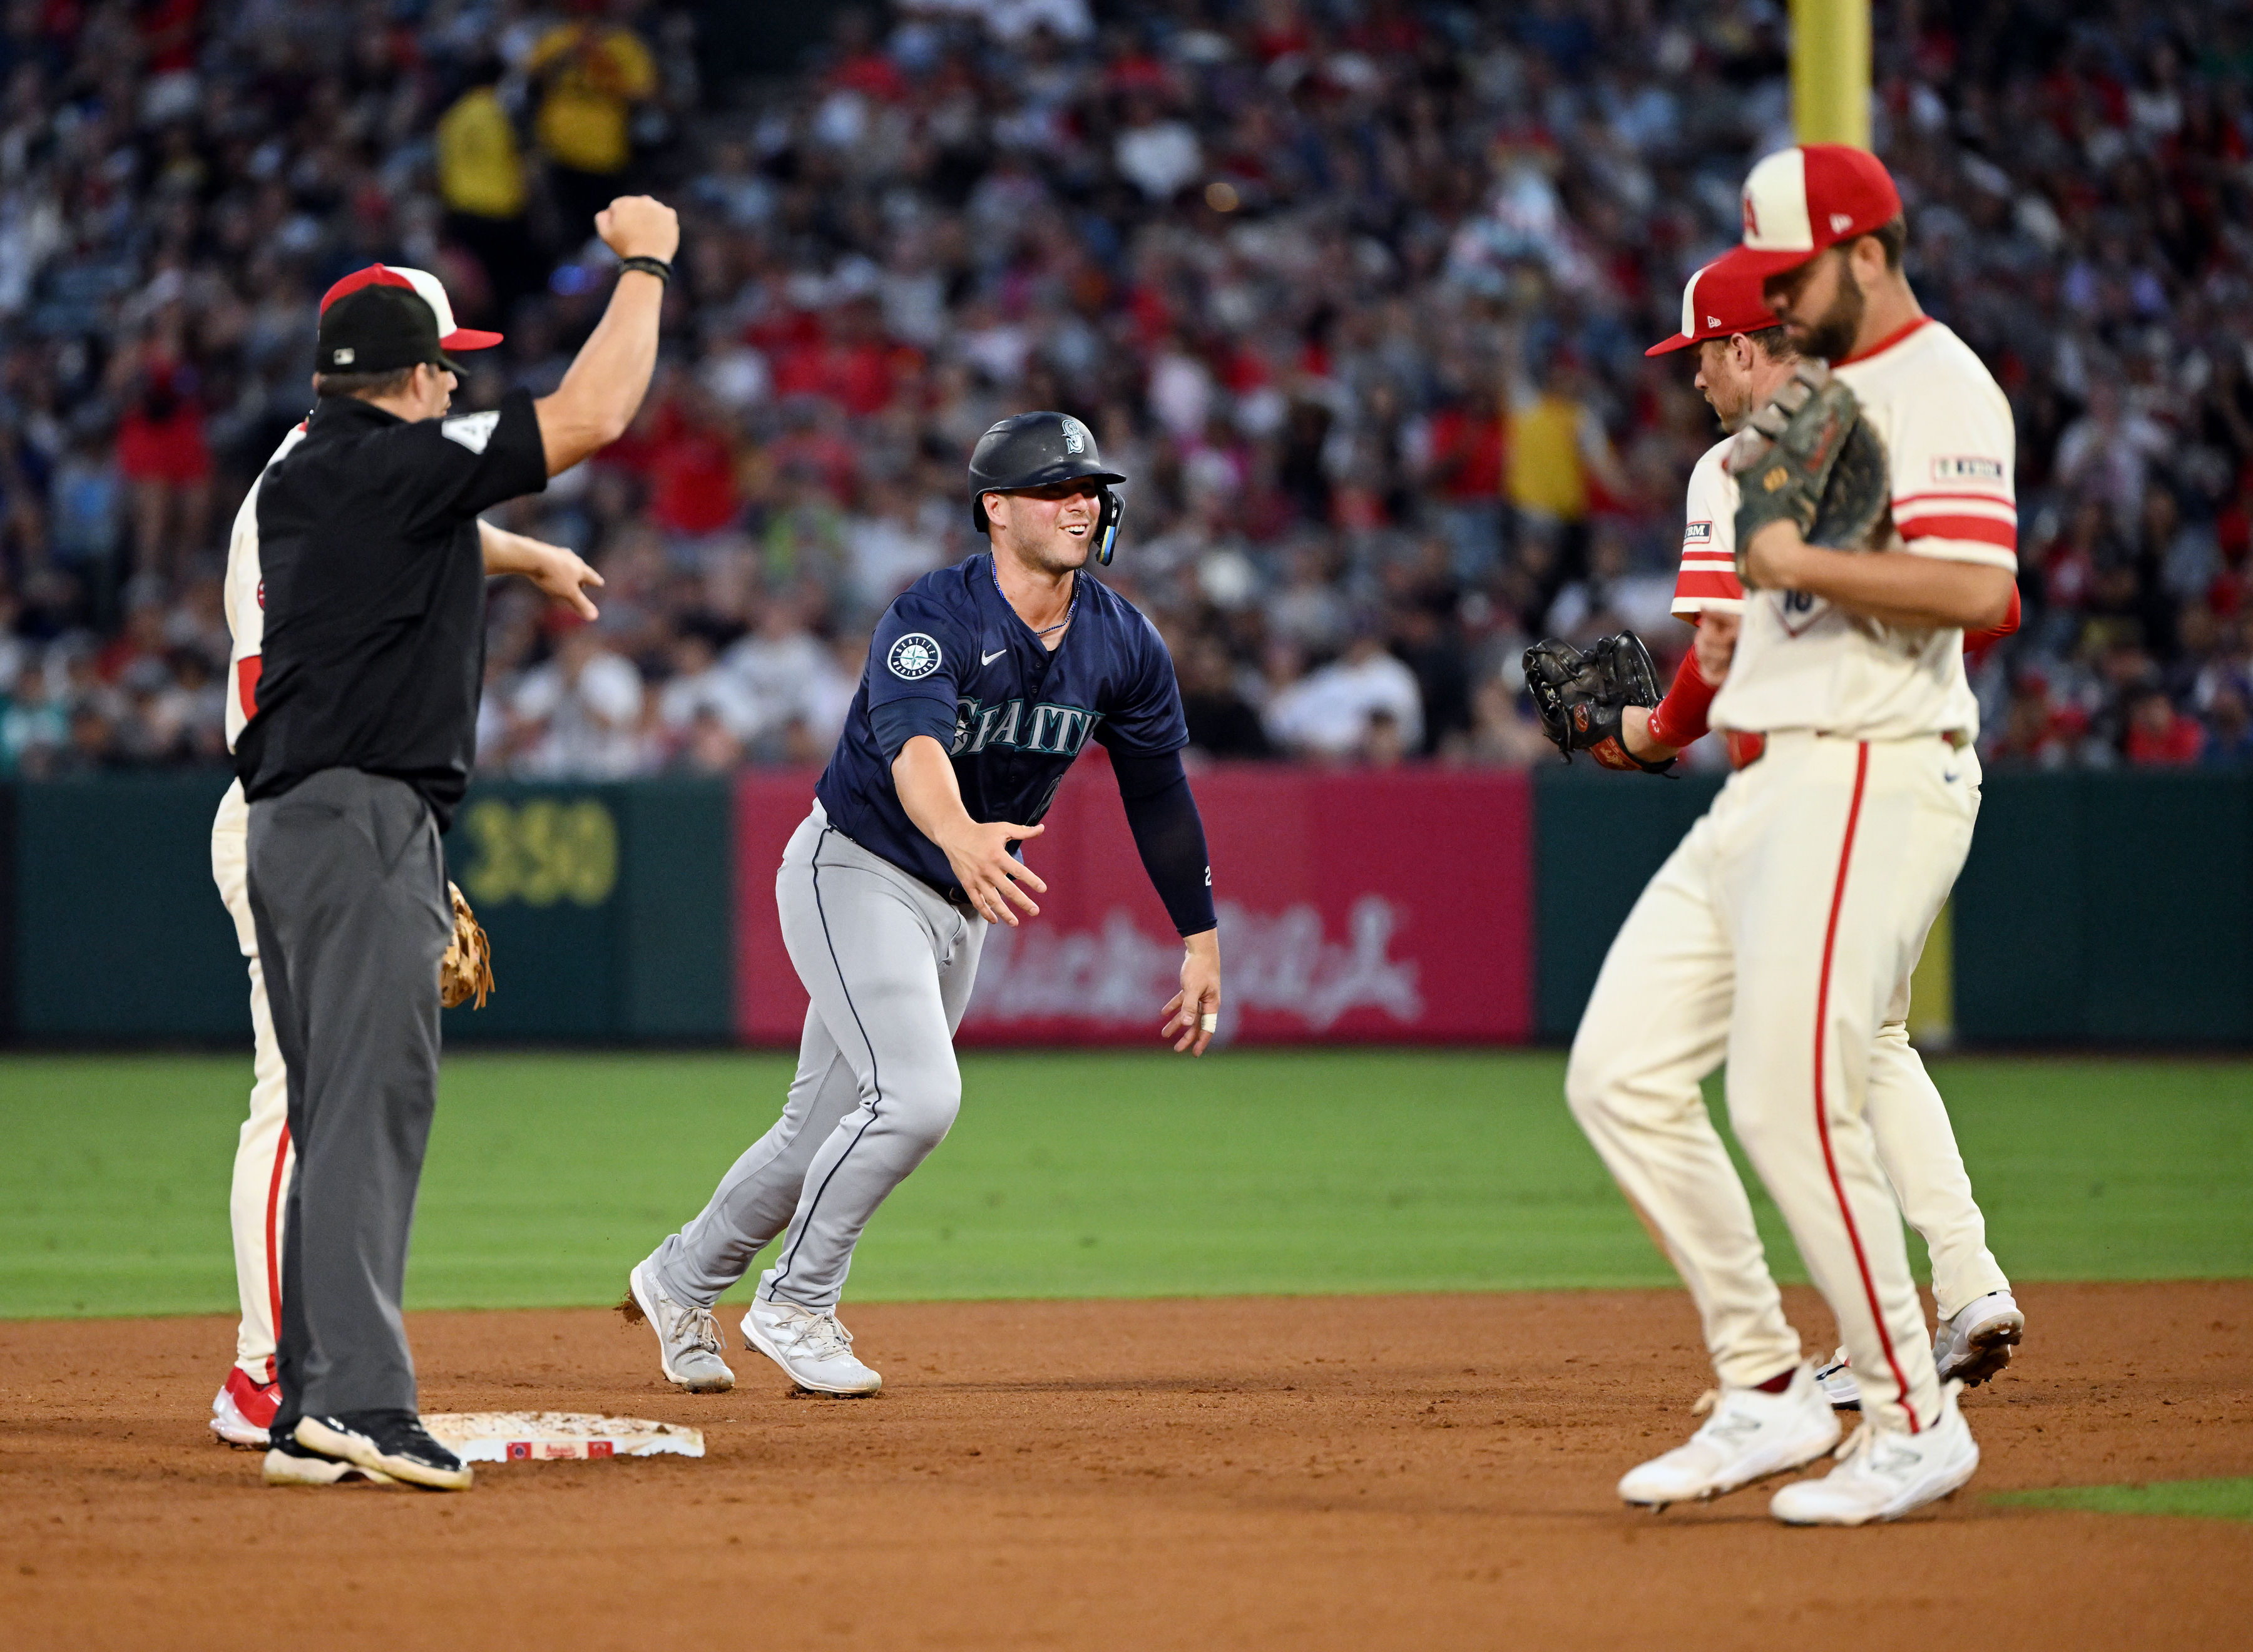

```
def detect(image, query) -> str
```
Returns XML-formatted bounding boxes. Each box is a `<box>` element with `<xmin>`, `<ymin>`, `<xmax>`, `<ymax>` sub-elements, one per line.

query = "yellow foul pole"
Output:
<box><xmin>1791</xmin><ymin>0</ymin><xmax>1872</xmax><ymax>149</ymax></box>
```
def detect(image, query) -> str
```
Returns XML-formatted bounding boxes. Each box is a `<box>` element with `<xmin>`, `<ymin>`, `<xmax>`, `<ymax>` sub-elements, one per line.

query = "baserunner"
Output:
<box><xmin>625</xmin><ymin>411</ymin><xmax>1223</xmax><ymax>1397</ymax></box>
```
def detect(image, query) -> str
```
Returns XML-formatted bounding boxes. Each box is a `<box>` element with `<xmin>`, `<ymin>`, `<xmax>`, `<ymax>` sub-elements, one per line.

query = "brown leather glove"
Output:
<box><xmin>439</xmin><ymin>882</ymin><xmax>494</xmax><ymax>1010</ymax></box>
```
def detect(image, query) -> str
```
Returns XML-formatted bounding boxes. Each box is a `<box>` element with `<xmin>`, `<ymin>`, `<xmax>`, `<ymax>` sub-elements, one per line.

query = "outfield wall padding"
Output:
<box><xmin>6</xmin><ymin>773</ymin><xmax>733</xmax><ymax>1043</ymax></box>
<box><xmin>1954</xmin><ymin>770</ymin><xmax>2253</xmax><ymax>1043</ymax></box>
<box><xmin>735</xmin><ymin>761</ymin><xmax>1535</xmax><ymax>1046</ymax></box>
<box><xmin>4</xmin><ymin>767</ymin><xmax>2237</xmax><ymax>1046</ymax></box>
<box><xmin>1531</xmin><ymin>767</ymin><xmax>1726</xmax><ymax>1042</ymax></box>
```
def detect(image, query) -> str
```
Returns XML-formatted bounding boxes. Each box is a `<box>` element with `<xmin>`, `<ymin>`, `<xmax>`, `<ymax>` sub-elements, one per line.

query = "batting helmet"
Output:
<box><xmin>967</xmin><ymin>410</ymin><xmax>1128</xmax><ymax>564</ymax></box>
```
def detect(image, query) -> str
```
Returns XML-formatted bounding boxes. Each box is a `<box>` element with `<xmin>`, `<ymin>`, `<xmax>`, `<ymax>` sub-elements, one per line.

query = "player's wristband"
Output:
<box><xmin>618</xmin><ymin>255</ymin><xmax>673</xmax><ymax>285</ymax></box>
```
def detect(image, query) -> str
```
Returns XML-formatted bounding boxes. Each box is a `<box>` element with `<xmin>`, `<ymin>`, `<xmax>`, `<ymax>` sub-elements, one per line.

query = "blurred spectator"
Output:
<box><xmin>2204</xmin><ymin>685</ymin><xmax>2253</xmax><ymax>765</ymax></box>
<box><xmin>1265</xmin><ymin>621</ymin><xmax>1425</xmax><ymax>761</ymax></box>
<box><xmin>511</xmin><ymin>628</ymin><xmax>649</xmax><ymax>779</ymax></box>
<box><xmin>437</xmin><ymin>56</ymin><xmax>541</xmax><ymax>319</ymax></box>
<box><xmin>111</xmin><ymin>333</ymin><xmax>211</xmax><ymax>588</ymax></box>
<box><xmin>1178</xmin><ymin>633</ymin><xmax>1272</xmax><ymax>759</ymax></box>
<box><xmin>528</xmin><ymin>2</ymin><xmax>660</xmax><ymax>231</ymax></box>
<box><xmin>2123</xmin><ymin>685</ymin><xmax>2204</xmax><ymax>767</ymax></box>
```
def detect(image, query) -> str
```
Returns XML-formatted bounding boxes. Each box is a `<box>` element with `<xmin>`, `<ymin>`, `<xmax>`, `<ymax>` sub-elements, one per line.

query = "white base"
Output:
<box><xmin>421</xmin><ymin>1412</ymin><xmax>705</xmax><ymax>1464</ymax></box>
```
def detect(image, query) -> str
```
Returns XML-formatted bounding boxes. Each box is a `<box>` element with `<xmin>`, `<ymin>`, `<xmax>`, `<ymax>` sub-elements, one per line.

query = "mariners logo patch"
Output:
<box><xmin>888</xmin><ymin>632</ymin><xmax>943</xmax><ymax>680</ymax></box>
<box><xmin>1061</xmin><ymin>416</ymin><xmax>1086</xmax><ymax>455</ymax></box>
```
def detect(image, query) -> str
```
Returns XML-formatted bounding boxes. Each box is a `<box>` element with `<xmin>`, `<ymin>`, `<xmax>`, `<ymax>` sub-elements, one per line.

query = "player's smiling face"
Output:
<box><xmin>986</xmin><ymin>480</ymin><xmax>1103</xmax><ymax>576</ymax></box>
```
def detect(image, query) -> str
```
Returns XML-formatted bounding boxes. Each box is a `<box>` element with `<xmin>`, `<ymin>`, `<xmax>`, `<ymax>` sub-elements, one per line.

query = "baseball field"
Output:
<box><xmin>5</xmin><ymin>1048</ymin><xmax>2250</xmax><ymax>1649</ymax></box>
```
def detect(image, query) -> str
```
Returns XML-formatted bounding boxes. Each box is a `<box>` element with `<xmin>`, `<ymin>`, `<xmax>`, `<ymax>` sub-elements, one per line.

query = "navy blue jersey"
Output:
<box><xmin>815</xmin><ymin>553</ymin><xmax>1188</xmax><ymax>896</ymax></box>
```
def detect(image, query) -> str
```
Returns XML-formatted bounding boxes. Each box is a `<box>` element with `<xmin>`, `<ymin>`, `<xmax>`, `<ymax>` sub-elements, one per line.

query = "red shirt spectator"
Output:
<box><xmin>2124</xmin><ymin>689</ymin><xmax>2204</xmax><ymax>766</ymax></box>
<box><xmin>116</xmin><ymin>354</ymin><xmax>211</xmax><ymax>487</ymax></box>
<box><xmin>1424</xmin><ymin>401</ymin><xmax>1506</xmax><ymax>502</ymax></box>
<box><xmin>642</xmin><ymin>405</ymin><xmax>741</xmax><ymax>538</ymax></box>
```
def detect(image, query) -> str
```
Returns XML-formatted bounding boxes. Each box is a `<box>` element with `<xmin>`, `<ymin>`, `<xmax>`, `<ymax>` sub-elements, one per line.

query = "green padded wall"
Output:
<box><xmin>8</xmin><ymin>774</ymin><xmax>733</xmax><ymax>1044</ymax></box>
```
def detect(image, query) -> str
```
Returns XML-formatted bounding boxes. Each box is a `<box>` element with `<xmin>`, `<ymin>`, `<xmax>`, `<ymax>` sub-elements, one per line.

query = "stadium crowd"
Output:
<box><xmin>1</xmin><ymin>0</ymin><xmax>2250</xmax><ymax>780</ymax></box>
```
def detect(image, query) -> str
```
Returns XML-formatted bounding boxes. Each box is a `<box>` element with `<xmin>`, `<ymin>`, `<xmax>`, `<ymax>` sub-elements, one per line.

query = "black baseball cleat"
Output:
<box><xmin>294</xmin><ymin>1411</ymin><xmax>473</xmax><ymax>1491</ymax></box>
<box><xmin>261</xmin><ymin>1432</ymin><xmax>397</xmax><ymax>1487</ymax></box>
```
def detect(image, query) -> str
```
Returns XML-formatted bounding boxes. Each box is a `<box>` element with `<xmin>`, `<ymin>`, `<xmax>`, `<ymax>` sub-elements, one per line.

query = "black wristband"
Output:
<box><xmin>618</xmin><ymin>255</ymin><xmax>673</xmax><ymax>285</ymax></box>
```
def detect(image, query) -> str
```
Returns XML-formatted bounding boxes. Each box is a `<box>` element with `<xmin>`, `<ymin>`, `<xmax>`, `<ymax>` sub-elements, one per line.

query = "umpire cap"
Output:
<box><xmin>967</xmin><ymin>411</ymin><xmax>1126</xmax><ymax>534</ymax></box>
<box><xmin>316</xmin><ymin>265</ymin><xmax>503</xmax><ymax>377</ymax></box>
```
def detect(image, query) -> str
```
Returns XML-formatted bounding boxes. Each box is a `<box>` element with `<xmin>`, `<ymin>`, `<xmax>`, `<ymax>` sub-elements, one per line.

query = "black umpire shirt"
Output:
<box><xmin>235</xmin><ymin>388</ymin><xmax>548</xmax><ymax>829</ymax></box>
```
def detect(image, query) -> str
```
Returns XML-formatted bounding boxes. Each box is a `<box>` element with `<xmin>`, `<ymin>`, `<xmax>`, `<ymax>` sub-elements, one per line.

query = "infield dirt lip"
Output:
<box><xmin>5</xmin><ymin>1280</ymin><xmax>2249</xmax><ymax>1652</ymax></box>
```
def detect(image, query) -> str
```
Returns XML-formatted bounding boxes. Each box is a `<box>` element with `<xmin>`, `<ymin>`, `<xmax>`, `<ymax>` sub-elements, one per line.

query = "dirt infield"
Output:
<box><xmin>5</xmin><ymin>1282</ymin><xmax>2249</xmax><ymax>1651</ymax></box>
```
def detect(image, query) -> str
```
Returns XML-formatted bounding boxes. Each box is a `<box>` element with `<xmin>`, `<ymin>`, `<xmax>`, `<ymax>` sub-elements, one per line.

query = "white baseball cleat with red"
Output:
<box><xmin>1770</xmin><ymin>1384</ymin><xmax>1980</xmax><ymax>1526</ymax></box>
<box><xmin>1617</xmin><ymin>1365</ymin><xmax>1841</xmax><ymax>1509</ymax></box>
<box><xmin>211</xmin><ymin>1365</ymin><xmax>282</xmax><ymax>1448</ymax></box>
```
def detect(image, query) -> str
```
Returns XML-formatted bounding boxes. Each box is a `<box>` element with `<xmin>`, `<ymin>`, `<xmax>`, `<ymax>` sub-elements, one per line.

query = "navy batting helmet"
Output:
<box><xmin>967</xmin><ymin>410</ymin><xmax>1127</xmax><ymax>563</ymax></box>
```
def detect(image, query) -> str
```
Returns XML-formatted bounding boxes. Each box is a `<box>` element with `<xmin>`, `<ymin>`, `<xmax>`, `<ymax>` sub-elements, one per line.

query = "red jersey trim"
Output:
<box><xmin>1893</xmin><ymin>490</ymin><xmax>2015</xmax><ymax>511</ymax></box>
<box><xmin>1901</xmin><ymin>516</ymin><xmax>2016</xmax><ymax>549</ymax></box>
<box><xmin>237</xmin><ymin>655</ymin><xmax>262</xmax><ymax>720</ymax></box>
<box><xmin>1836</xmin><ymin>315</ymin><xmax>1933</xmax><ymax>367</ymax></box>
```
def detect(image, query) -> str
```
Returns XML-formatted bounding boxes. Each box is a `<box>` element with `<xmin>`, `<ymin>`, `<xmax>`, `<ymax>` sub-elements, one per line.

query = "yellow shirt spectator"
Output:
<box><xmin>436</xmin><ymin>86</ymin><xmax>528</xmax><ymax>220</ymax></box>
<box><xmin>1507</xmin><ymin>390</ymin><xmax>1590</xmax><ymax>523</ymax></box>
<box><xmin>527</xmin><ymin>21</ymin><xmax>658</xmax><ymax>176</ymax></box>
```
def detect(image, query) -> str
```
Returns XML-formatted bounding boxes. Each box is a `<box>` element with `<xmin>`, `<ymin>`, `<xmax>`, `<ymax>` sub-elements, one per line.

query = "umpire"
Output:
<box><xmin>244</xmin><ymin>197</ymin><xmax>678</xmax><ymax>1491</ymax></box>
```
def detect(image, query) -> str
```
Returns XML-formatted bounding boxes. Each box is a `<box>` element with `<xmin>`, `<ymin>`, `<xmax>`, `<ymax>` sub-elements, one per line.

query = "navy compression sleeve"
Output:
<box><xmin>1111</xmin><ymin>750</ymin><xmax>1217</xmax><ymax>936</ymax></box>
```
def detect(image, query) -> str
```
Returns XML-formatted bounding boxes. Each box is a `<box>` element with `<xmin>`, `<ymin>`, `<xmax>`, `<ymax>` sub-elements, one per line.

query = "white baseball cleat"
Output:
<box><xmin>1814</xmin><ymin>1347</ymin><xmax>1861</xmax><ymax>1410</ymax></box>
<box><xmin>1934</xmin><ymin>1290</ymin><xmax>2023</xmax><ymax>1388</ymax></box>
<box><xmin>1770</xmin><ymin>1384</ymin><xmax>1980</xmax><ymax>1526</ymax></box>
<box><xmin>1617</xmin><ymin>1365</ymin><xmax>1841</xmax><ymax>1509</ymax></box>
<box><xmin>741</xmin><ymin>1298</ymin><xmax>882</xmax><ymax>1396</ymax></box>
<box><xmin>626</xmin><ymin>1261</ymin><xmax>736</xmax><ymax>1393</ymax></box>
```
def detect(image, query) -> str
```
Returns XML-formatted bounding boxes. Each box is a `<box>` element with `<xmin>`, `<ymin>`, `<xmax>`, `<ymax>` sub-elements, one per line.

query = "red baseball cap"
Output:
<box><xmin>1708</xmin><ymin>144</ymin><xmax>1903</xmax><ymax>283</ymax></box>
<box><xmin>1644</xmin><ymin>258</ymin><xmax>1777</xmax><ymax>356</ymax></box>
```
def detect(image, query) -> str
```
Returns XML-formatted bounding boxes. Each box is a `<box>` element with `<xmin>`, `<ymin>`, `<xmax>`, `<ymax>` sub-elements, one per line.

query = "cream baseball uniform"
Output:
<box><xmin>213</xmin><ymin>422</ymin><xmax>306</xmax><ymax>1382</ymax></box>
<box><xmin>1569</xmin><ymin>317</ymin><xmax>2014</xmax><ymax>1435</ymax></box>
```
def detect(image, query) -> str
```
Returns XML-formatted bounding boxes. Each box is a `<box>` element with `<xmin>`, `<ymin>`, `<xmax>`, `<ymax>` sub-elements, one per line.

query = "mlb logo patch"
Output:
<box><xmin>1683</xmin><ymin>521</ymin><xmax>1712</xmax><ymax>544</ymax></box>
<box><xmin>1932</xmin><ymin>456</ymin><xmax>2005</xmax><ymax>483</ymax></box>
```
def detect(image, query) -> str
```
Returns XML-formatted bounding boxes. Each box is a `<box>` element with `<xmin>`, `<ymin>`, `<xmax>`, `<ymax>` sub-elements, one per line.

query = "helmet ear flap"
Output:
<box><xmin>1095</xmin><ymin>486</ymin><xmax>1123</xmax><ymax>565</ymax></box>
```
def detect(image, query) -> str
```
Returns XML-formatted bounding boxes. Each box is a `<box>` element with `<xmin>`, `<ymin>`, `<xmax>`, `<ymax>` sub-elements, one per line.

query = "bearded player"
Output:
<box><xmin>1586</xmin><ymin>258</ymin><xmax>2025</xmax><ymax>1417</ymax></box>
<box><xmin>1555</xmin><ymin>146</ymin><xmax>2021</xmax><ymax>1525</ymax></box>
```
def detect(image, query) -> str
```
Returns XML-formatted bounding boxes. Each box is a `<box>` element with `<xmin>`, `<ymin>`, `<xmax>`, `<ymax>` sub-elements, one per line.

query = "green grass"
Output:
<box><xmin>2</xmin><ymin>1051</ymin><xmax>2249</xmax><ymax>1318</ymax></box>
<box><xmin>1990</xmin><ymin>1478</ymin><xmax>2253</xmax><ymax>1521</ymax></box>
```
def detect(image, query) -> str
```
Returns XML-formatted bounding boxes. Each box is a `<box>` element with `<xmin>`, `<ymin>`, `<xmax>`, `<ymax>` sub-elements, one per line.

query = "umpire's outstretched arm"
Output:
<box><xmin>534</xmin><ymin>195</ymin><xmax>680</xmax><ymax>475</ymax></box>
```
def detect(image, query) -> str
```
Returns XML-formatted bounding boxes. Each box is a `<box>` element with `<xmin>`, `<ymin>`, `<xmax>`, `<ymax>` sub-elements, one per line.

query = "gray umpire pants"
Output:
<box><xmin>245</xmin><ymin>767</ymin><xmax>450</xmax><ymax>1434</ymax></box>
<box><xmin>648</xmin><ymin>804</ymin><xmax>986</xmax><ymax>1311</ymax></box>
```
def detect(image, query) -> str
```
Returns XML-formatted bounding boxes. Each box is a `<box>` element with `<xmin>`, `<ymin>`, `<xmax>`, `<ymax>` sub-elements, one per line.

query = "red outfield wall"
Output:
<box><xmin>733</xmin><ymin>760</ymin><xmax>1533</xmax><ymax>1047</ymax></box>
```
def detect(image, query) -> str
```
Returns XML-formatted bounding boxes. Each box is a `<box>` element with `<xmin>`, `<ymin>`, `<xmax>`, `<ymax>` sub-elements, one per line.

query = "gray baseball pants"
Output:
<box><xmin>648</xmin><ymin>805</ymin><xmax>986</xmax><ymax>1311</ymax></box>
<box><xmin>245</xmin><ymin>768</ymin><xmax>451</xmax><ymax>1437</ymax></box>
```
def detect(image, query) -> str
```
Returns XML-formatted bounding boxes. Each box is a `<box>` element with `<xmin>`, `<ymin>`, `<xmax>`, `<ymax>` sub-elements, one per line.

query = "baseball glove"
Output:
<box><xmin>439</xmin><ymin>881</ymin><xmax>494</xmax><ymax>1010</ymax></box>
<box><xmin>1727</xmin><ymin>360</ymin><xmax>1890</xmax><ymax>588</ymax></box>
<box><xmin>1523</xmin><ymin>631</ymin><xmax>1674</xmax><ymax>773</ymax></box>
